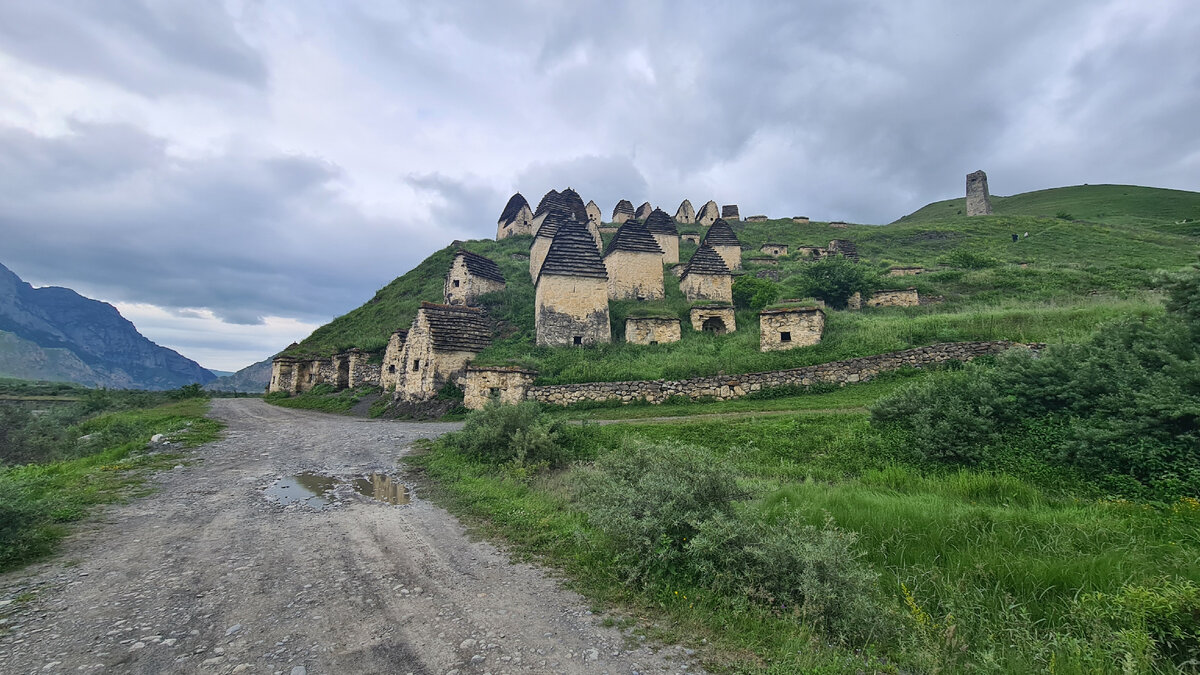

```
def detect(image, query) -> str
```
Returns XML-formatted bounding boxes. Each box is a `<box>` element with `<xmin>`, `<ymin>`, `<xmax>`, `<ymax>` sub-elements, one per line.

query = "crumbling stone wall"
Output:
<box><xmin>380</xmin><ymin>331</ymin><xmax>406</xmax><ymax>391</ymax></box>
<box><xmin>796</xmin><ymin>246</ymin><xmax>824</xmax><ymax>259</ymax></box>
<box><xmin>697</xmin><ymin>201</ymin><xmax>720</xmax><ymax>227</ymax></box>
<box><xmin>675</xmin><ymin>200</ymin><xmax>696</xmax><ymax>224</ymax></box>
<box><xmin>396</xmin><ymin>314</ymin><xmax>471</xmax><ymax>400</ymax></box>
<box><xmin>445</xmin><ymin>256</ymin><xmax>506</xmax><ymax>306</ymax></box>
<box><xmin>966</xmin><ymin>170</ymin><xmax>992</xmax><ymax>216</ymax></box>
<box><xmin>760</xmin><ymin>244</ymin><xmax>788</xmax><ymax>257</ymax></box>
<box><xmin>534</xmin><ymin>274</ymin><xmax>611</xmax><ymax>347</ymax></box>
<box><xmin>887</xmin><ymin>267</ymin><xmax>925</xmax><ymax>277</ymax></box>
<box><xmin>680</xmin><ymin>271</ymin><xmax>733</xmax><ymax>303</ymax></box>
<box><xmin>528</xmin><ymin>342</ymin><xmax>1040</xmax><ymax>406</ymax></box>
<box><xmin>269</xmin><ymin>357</ymin><xmax>295</xmax><ymax>393</ymax></box>
<box><xmin>689</xmin><ymin>305</ymin><xmax>736</xmax><ymax>334</ymax></box>
<box><xmin>867</xmin><ymin>288</ymin><xmax>920</xmax><ymax>308</ymax></box>
<box><xmin>348</xmin><ymin>350</ymin><xmax>379</xmax><ymax>387</ymax></box>
<box><xmin>746</xmin><ymin>215</ymin><xmax>768</xmax><ymax>222</ymax></box>
<box><xmin>625</xmin><ymin>317</ymin><xmax>681</xmax><ymax>345</ymax></box>
<box><xmin>462</xmin><ymin>367</ymin><xmax>537</xmax><ymax>410</ymax></box>
<box><xmin>604</xmin><ymin>249</ymin><xmax>664</xmax><ymax>300</ymax></box>
<box><xmin>585</xmin><ymin>200</ymin><xmax>602</xmax><ymax>228</ymax></box>
<box><xmin>497</xmin><ymin>204</ymin><xmax>533</xmax><ymax>239</ymax></box>
<box><xmin>681</xmin><ymin>234</ymin><xmax>700</xmax><ymax>244</ymax></box>
<box><xmin>759</xmin><ymin>308</ymin><xmax>824</xmax><ymax>352</ymax></box>
<box><xmin>792</xmin><ymin>216</ymin><xmax>810</xmax><ymax>224</ymax></box>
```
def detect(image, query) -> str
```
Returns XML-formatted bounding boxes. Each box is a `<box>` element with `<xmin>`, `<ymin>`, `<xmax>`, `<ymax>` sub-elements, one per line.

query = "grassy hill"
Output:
<box><xmin>895</xmin><ymin>183</ymin><xmax>1200</xmax><ymax>234</ymax></box>
<box><xmin>285</xmin><ymin>184</ymin><xmax>1199</xmax><ymax>383</ymax></box>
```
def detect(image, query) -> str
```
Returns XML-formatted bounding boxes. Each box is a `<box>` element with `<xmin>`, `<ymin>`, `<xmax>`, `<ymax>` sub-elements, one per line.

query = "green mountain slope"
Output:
<box><xmin>285</xmin><ymin>184</ymin><xmax>1199</xmax><ymax>383</ymax></box>
<box><xmin>894</xmin><ymin>184</ymin><xmax>1200</xmax><ymax>233</ymax></box>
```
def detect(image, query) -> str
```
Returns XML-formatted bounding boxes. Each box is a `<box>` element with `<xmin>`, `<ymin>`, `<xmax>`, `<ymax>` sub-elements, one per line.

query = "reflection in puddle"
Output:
<box><xmin>265</xmin><ymin>473</ymin><xmax>338</xmax><ymax>510</ymax></box>
<box><xmin>351</xmin><ymin>474</ymin><xmax>411</xmax><ymax>505</ymax></box>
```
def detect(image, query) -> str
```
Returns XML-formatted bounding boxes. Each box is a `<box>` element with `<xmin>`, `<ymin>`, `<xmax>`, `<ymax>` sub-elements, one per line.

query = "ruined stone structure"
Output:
<box><xmin>721</xmin><ymin>204</ymin><xmax>740</xmax><ymax>221</ymax></box>
<box><xmin>746</xmin><ymin>215</ymin><xmax>768</xmax><ymax>222</ymax></box>
<box><xmin>680</xmin><ymin>243</ymin><xmax>733</xmax><ymax>302</ymax></box>
<box><xmin>379</xmin><ymin>329</ymin><xmax>408</xmax><ymax>391</ymax></box>
<box><xmin>681</xmin><ymin>233</ymin><xmax>701</xmax><ymax>244</ymax></box>
<box><xmin>759</xmin><ymin>307</ymin><xmax>824</xmax><ymax>352</ymax></box>
<box><xmin>690</xmin><ymin>304</ymin><xmax>735</xmax><ymax>334</ymax></box>
<box><xmin>535</xmin><ymin>223</ymin><xmax>611</xmax><ymax>347</ymax></box>
<box><xmin>792</xmin><ymin>216</ymin><xmax>810</xmax><ymax>224</ymax></box>
<box><xmin>496</xmin><ymin>192</ymin><xmax>533</xmax><ymax>239</ymax></box>
<box><xmin>602</xmin><ymin>221</ymin><xmax>665</xmax><ymax>300</ymax></box>
<box><xmin>529</xmin><ymin>207</ymin><xmax>574</xmax><ymax>280</ymax></box>
<box><xmin>866</xmin><ymin>288</ymin><xmax>920</xmax><ymax>308</ymax></box>
<box><xmin>697</xmin><ymin>200</ymin><xmax>720</xmax><ymax>227</ymax></box>
<box><xmin>829</xmin><ymin>222</ymin><xmax>849</xmax><ymax>229</ymax></box>
<box><xmin>635</xmin><ymin>201</ymin><xmax>653</xmax><ymax>221</ymax></box>
<box><xmin>524</xmin><ymin>342</ymin><xmax>1040</xmax><ymax>407</ymax></box>
<box><xmin>747</xmin><ymin>257</ymin><xmax>778</xmax><ymax>266</ymax></box>
<box><xmin>643</xmin><ymin>208</ymin><xmax>680</xmax><ymax>264</ymax></box>
<box><xmin>584</xmin><ymin>200</ymin><xmax>604</xmax><ymax>249</ymax></box>
<box><xmin>887</xmin><ymin>266</ymin><xmax>925</xmax><ymax>277</ymax></box>
<box><xmin>612</xmin><ymin>199</ymin><xmax>636</xmax><ymax>224</ymax></box>
<box><xmin>462</xmin><ymin>366</ymin><xmax>537</xmax><ymax>410</ymax></box>
<box><xmin>966</xmin><ymin>170</ymin><xmax>992</xmax><ymax>216</ymax></box>
<box><xmin>531</xmin><ymin>188</ymin><xmax>589</xmax><ymax>236</ymax></box>
<box><xmin>396</xmin><ymin>303</ymin><xmax>492</xmax><ymax>401</ymax></box>
<box><xmin>703</xmin><ymin>219</ymin><xmax>743</xmax><ymax>271</ymax></box>
<box><xmin>674</xmin><ymin>199</ymin><xmax>696</xmax><ymax>224</ymax></box>
<box><xmin>269</xmin><ymin>348</ymin><xmax>380</xmax><ymax>394</ymax></box>
<box><xmin>828</xmin><ymin>239</ymin><xmax>859</xmax><ymax>261</ymax></box>
<box><xmin>625</xmin><ymin>316</ymin><xmax>681</xmax><ymax>345</ymax></box>
<box><xmin>760</xmin><ymin>243</ymin><xmax>788</xmax><ymax>257</ymax></box>
<box><xmin>796</xmin><ymin>246</ymin><xmax>825</xmax><ymax>259</ymax></box>
<box><xmin>444</xmin><ymin>249</ymin><xmax>505</xmax><ymax>306</ymax></box>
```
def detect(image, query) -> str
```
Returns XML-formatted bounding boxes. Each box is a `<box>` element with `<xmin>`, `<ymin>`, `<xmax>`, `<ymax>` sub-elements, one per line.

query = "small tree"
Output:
<box><xmin>798</xmin><ymin>256</ymin><xmax>876</xmax><ymax>309</ymax></box>
<box><xmin>732</xmin><ymin>276</ymin><xmax>780</xmax><ymax>310</ymax></box>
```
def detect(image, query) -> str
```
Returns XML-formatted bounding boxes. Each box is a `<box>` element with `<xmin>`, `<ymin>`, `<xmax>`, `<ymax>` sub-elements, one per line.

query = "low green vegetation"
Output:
<box><xmin>411</xmin><ymin>266</ymin><xmax>1200</xmax><ymax>673</ymax></box>
<box><xmin>0</xmin><ymin>383</ymin><xmax>222</xmax><ymax>571</ymax></box>
<box><xmin>262</xmin><ymin>383</ymin><xmax>380</xmax><ymax>414</ymax></box>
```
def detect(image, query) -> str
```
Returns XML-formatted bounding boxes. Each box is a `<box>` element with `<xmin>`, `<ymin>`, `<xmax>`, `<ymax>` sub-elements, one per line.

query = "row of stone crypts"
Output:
<box><xmin>268</xmin><ymin>348</ymin><xmax>380</xmax><ymax>394</ymax></box>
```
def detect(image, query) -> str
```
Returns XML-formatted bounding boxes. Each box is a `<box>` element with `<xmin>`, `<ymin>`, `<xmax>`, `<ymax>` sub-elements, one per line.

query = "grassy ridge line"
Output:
<box><xmin>0</xmin><ymin>399</ymin><xmax>223</xmax><ymax>572</ymax></box>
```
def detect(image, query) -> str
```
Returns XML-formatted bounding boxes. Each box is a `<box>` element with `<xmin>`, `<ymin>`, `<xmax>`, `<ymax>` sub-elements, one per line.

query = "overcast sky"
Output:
<box><xmin>1</xmin><ymin>1</ymin><xmax>1197</xmax><ymax>371</ymax></box>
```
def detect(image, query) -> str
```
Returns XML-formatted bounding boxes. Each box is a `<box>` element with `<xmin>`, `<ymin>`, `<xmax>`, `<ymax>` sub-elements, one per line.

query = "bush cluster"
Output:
<box><xmin>442</xmin><ymin>401</ymin><xmax>570</xmax><ymax>467</ymax></box>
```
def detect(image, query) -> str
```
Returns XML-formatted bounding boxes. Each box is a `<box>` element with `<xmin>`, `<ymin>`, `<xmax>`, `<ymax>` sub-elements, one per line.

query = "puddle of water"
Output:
<box><xmin>265</xmin><ymin>472</ymin><xmax>339</xmax><ymax>510</ymax></box>
<box><xmin>351</xmin><ymin>474</ymin><xmax>411</xmax><ymax>505</ymax></box>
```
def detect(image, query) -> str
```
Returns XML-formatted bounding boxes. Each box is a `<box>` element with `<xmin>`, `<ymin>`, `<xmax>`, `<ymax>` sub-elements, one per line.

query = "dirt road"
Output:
<box><xmin>0</xmin><ymin>399</ymin><xmax>700</xmax><ymax>674</ymax></box>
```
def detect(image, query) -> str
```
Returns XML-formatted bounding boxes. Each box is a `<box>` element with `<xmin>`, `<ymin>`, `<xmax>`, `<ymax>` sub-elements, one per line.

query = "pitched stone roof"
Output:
<box><xmin>498</xmin><ymin>192</ymin><xmax>529</xmax><ymax>224</ymax></box>
<box><xmin>698</xmin><ymin>200</ymin><xmax>720</xmax><ymax>219</ymax></box>
<box><xmin>703</xmin><ymin>219</ymin><xmax>741</xmax><ymax>246</ymax></box>
<box><xmin>533</xmin><ymin>189</ymin><xmax>560</xmax><ymax>218</ymax></box>
<box><xmin>454</xmin><ymin>249</ymin><xmax>505</xmax><ymax>283</ymax></box>
<box><xmin>603</xmin><ymin>221</ymin><xmax>664</xmax><ymax>256</ymax></box>
<box><xmin>419</xmin><ymin>302</ymin><xmax>492</xmax><ymax>353</ymax></box>
<box><xmin>643</xmin><ymin>208</ymin><xmax>678</xmax><ymax>235</ymax></box>
<box><xmin>675</xmin><ymin>199</ymin><xmax>695</xmax><ymax>222</ymax></box>
<box><xmin>538</xmin><ymin>222</ymin><xmax>609</xmax><ymax>280</ymax></box>
<box><xmin>683</xmin><ymin>243</ymin><xmax>732</xmax><ymax>277</ymax></box>
<box><xmin>533</xmin><ymin>206</ymin><xmax>575</xmax><ymax>240</ymax></box>
<box><xmin>612</xmin><ymin>199</ymin><xmax>635</xmax><ymax>219</ymax></box>
<box><xmin>721</xmin><ymin>204</ymin><xmax>740</xmax><ymax>219</ymax></box>
<box><xmin>558</xmin><ymin>187</ymin><xmax>590</xmax><ymax>225</ymax></box>
<box><xmin>635</xmin><ymin>201</ymin><xmax>653</xmax><ymax>219</ymax></box>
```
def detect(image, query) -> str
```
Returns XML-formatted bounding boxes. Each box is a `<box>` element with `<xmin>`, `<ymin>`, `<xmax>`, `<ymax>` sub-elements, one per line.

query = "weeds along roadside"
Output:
<box><xmin>0</xmin><ymin>387</ymin><xmax>223</xmax><ymax>573</ymax></box>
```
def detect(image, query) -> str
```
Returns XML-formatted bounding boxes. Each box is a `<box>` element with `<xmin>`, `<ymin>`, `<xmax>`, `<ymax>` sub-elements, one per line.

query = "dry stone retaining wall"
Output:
<box><xmin>527</xmin><ymin>341</ymin><xmax>1040</xmax><ymax>406</ymax></box>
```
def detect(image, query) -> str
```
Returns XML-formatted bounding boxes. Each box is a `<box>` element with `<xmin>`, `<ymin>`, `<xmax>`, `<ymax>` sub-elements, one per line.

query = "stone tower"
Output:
<box><xmin>602</xmin><ymin>220</ymin><xmax>665</xmax><ymax>300</ymax></box>
<box><xmin>612</xmin><ymin>199</ymin><xmax>636</xmax><ymax>224</ymax></box>
<box><xmin>702</xmin><ymin>218</ymin><xmax>743</xmax><ymax>271</ymax></box>
<box><xmin>634</xmin><ymin>201</ymin><xmax>653</xmax><ymax>220</ymax></box>
<box><xmin>679</xmin><ymin>243</ymin><xmax>733</xmax><ymax>303</ymax></box>
<box><xmin>496</xmin><ymin>192</ymin><xmax>533</xmax><ymax>240</ymax></box>
<box><xmin>966</xmin><ymin>170</ymin><xmax>992</xmax><ymax>216</ymax></box>
<box><xmin>643</xmin><ymin>208</ymin><xmax>680</xmax><ymax>264</ymax></box>
<box><xmin>696</xmin><ymin>200</ymin><xmax>720</xmax><ymax>227</ymax></box>
<box><xmin>535</xmin><ymin>223</ymin><xmax>611</xmax><ymax>347</ymax></box>
<box><xmin>674</xmin><ymin>199</ymin><xmax>696</xmax><ymax>224</ymax></box>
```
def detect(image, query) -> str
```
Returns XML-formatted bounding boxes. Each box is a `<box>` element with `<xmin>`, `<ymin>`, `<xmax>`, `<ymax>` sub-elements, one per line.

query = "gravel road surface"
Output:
<box><xmin>0</xmin><ymin>399</ymin><xmax>701</xmax><ymax>674</ymax></box>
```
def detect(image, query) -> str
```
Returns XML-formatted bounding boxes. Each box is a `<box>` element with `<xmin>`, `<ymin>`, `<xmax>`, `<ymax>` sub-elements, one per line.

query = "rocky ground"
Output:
<box><xmin>0</xmin><ymin>399</ymin><xmax>702</xmax><ymax>674</ymax></box>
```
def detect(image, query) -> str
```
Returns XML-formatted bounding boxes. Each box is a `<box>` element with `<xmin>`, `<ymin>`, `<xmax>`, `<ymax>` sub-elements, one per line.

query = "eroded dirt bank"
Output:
<box><xmin>0</xmin><ymin>399</ymin><xmax>700</xmax><ymax>674</ymax></box>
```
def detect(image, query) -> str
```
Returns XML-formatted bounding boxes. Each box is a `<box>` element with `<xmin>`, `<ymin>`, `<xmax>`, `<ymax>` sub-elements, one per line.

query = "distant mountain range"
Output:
<box><xmin>0</xmin><ymin>262</ymin><xmax>215</xmax><ymax>390</ymax></box>
<box><xmin>204</xmin><ymin>357</ymin><xmax>272</xmax><ymax>393</ymax></box>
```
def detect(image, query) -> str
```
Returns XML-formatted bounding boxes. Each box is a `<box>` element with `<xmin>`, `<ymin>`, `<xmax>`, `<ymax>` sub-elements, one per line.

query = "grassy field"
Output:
<box><xmin>0</xmin><ymin>398</ymin><xmax>222</xmax><ymax>572</ymax></box>
<box><xmin>285</xmin><ymin>184</ymin><xmax>1199</xmax><ymax>387</ymax></box>
<box><xmin>412</xmin><ymin>392</ymin><xmax>1200</xmax><ymax>673</ymax></box>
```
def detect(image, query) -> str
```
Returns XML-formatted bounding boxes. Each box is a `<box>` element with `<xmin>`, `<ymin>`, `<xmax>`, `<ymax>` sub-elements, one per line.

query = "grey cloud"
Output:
<box><xmin>516</xmin><ymin>155</ymin><xmax>649</xmax><ymax>217</ymax></box>
<box><xmin>0</xmin><ymin>0</ymin><xmax>266</xmax><ymax>96</ymax></box>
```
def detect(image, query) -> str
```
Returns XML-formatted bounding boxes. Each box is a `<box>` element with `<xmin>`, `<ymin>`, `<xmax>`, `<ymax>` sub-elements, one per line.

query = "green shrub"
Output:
<box><xmin>732</xmin><ymin>276</ymin><xmax>780</xmax><ymax>311</ymax></box>
<box><xmin>443</xmin><ymin>401</ymin><xmax>566</xmax><ymax>466</ymax></box>
<box><xmin>575</xmin><ymin>440</ymin><xmax>747</xmax><ymax>582</ymax></box>
<box><xmin>689</xmin><ymin>507</ymin><xmax>890</xmax><ymax>642</ymax></box>
<box><xmin>795</xmin><ymin>256</ymin><xmax>877</xmax><ymax>309</ymax></box>
<box><xmin>1078</xmin><ymin>579</ymin><xmax>1200</xmax><ymax>669</ymax></box>
<box><xmin>938</xmin><ymin>249</ymin><xmax>1000</xmax><ymax>270</ymax></box>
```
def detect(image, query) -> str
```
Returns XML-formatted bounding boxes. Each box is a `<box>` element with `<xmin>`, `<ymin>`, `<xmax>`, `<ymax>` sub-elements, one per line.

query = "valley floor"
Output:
<box><xmin>0</xmin><ymin>399</ymin><xmax>700</xmax><ymax>674</ymax></box>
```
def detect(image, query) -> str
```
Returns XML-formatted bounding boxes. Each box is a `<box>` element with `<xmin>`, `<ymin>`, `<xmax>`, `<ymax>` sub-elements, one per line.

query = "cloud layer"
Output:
<box><xmin>1</xmin><ymin>0</ymin><xmax>1197</xmax><ymax>369</ymax></box>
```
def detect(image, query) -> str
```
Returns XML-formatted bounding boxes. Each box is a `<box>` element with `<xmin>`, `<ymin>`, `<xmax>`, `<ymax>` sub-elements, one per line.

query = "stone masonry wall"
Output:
<box><xmin>380</xmin><ymin>332</ymin><xmax>406</xmax><ymax>391</ymax></box>
<box><xmin>680</xmin><ymin>272</ymin><xmax>733</xmax><ymax>303</ymax></box>
<box><xmin>535</xmin><ymin>274</ymin><xmax>611</xmax><ymax>347</ymax></box>
<box><xmin>867</xmin><ymin>288</ymin><xmax>920</xmax><ymax>308</ymax></box>
<box><xmin>625</xmin><ymin>317</ymin><xmax>682</xmax><ymax>345</ymax></box>
<box><xmin>528</xmin><ymin>341</ymin><xmax>1040</xmax><ymax>406</ymax></box>
<box><xmin>651</xmin><ymin>233</ymin><xmax>680</xmax><ymax>265</ymax></box>
<box><xmin>759</xmin><ymin>309</ymin><xmax>824</xmax><ymax>351</ymax></box>
<box><xmin>690</xmin><ymin>306</ymin><xmax>736</xmax><ymax>333</ymax></box>
<box><xmin>711</xmin><ymin>244</ymin><xmax>742</xmax><ymax>271</ymax></box>
<box><xmin>445</xmin><ymin>257</ymin><xmax>505</xmax><ymax>306</ymax></box>
<box><xmin>462</xmin><ymin>367</ymin><xmax>538</xmax><ymax>410</ymax></box>
<box><xmin>604</xmin><ymin>250</ymin><xmax>664</xmax><ymax>300</ymax></box>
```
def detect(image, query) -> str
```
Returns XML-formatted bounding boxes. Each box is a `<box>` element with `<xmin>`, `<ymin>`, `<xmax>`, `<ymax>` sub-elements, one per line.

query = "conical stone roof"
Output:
<box><xmin>538</xmin><ymin>222</ymin><xmax>609</xmax><ymax>280</ymax></box>
<box><xmin>683</xmin><ymin>243</ymin><xmax>732</xmax><ymax>277</ymax></box>
<box><xmin>498</xmin><ymin>192</ymin><xmax>529</xmax><ymax>224</ymax></box>
<box><xmin>643</xmin><ymin>208</ymin><xmax>678</xmax><ymax>235</ymax></box>
<box><xmin>635</xmin><ymin>201</ymin><xmax>653</xmax><ymax>220</ymax></box>
<box><xmin>675</xmin><ymin>199</ymin><xmax>696</xmax><ymax>224</ymax></box>
<box><xmin>612</xmin><ymin>199</ymin><xmax>635</xmax><ymax>220</ymax></box>
<box><xmin>558</xmin><ymin>187</ymin><xmax>590</xmax><ymax>225</ymax></box>
<box><xmin>703</xmin><ymin>219</ymin><xmax>741</xmax><ymax>246</ymax></box>
<box><xmin>533</xmin><ymin>206</ymin><xmax>575</xmax><ymax>241</ymax></box>
<box><xmin>534</xmin><ymin>189</ymin><xmax>560</xmax><ymax>218</ymax></box>
<box><xmin>603</xmin><ymin>221</ymin><xmax>664</xmax><ymax>257</ymax></box>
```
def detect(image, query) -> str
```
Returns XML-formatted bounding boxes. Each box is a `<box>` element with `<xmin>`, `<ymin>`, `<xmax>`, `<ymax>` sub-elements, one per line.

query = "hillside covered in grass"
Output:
<box><xmin>285</xmin><ymin>184</ymin><xmax>1199</xmax><ymax>384</ymax></box>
